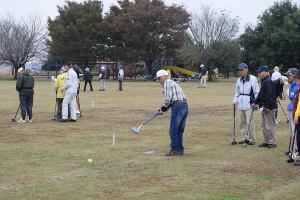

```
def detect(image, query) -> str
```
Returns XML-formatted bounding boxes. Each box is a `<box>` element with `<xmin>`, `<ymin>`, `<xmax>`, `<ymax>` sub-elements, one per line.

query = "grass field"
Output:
<box><xmin>0</xmin><ymin>78</ymin><xmax>300</xmax><ymax>200</ymax></box>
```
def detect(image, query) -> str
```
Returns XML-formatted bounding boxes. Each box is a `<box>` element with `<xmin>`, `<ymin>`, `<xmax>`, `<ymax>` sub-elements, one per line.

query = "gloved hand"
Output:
<box><xmin>160</xmin><ymin>106</ymin><xmax>168</xmax><ymax>112</ymax></box>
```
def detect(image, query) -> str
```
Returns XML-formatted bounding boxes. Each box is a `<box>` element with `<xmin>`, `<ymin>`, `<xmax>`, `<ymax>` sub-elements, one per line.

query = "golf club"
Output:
<box><xmin>231</xmin><ymin>104</ymin><xmax>237</xmax><ymax>145</ymax></box>
<box><xmin>131</xmin><ymin>111</ymin><xmax>161</xmax><ymax>134</ymax></box>
<box><xmin>287</xmin><ymin>127</ymin><xmax>297</xmax><ymax>163</ymax></box>
<box><xmin>243</xmin><ymin>109</ymin><xmax>254</xmax><ymax>147</ymax></box>
<box><xmin>77</xmin><ymin>95</ymin><xmax>82</xmax><ymax>117</ymax></box>
<box><xmin>277</xmin><ymin>100</ymin><xmax>289</xmax><ymax>123</ymax></box>
<box><xmin>11</xmin><ymin>105</ymin><xmax>20</xmax><ymax>122</ymax></box>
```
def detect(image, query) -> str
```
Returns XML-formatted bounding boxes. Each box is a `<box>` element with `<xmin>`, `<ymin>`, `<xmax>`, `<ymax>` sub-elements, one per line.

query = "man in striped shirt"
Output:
<box><xmin>157</xmin><ymin>70</ymin><xmax>189</xmax><ymax>156</ymax></box>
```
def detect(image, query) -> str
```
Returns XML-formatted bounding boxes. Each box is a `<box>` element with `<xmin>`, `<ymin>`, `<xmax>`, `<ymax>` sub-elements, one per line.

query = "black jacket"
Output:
<box><xmin>16</xmin><ymin>70</ymin><xmax>34</xmax><ymax>96</ymax></box>
<box><xmin>254</xmin><ymin>76</ymin><xmax>277</xmax><ymax>110</ymax></box>
<box><xmin>83</xmin><ymin>71</ymin><xmax>93</xmax><ymax>81</ymax></box>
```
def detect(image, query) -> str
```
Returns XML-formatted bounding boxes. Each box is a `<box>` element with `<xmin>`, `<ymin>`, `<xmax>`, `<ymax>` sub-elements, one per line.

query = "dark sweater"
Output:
<box><xmin>254</xmin><ymin>76</ymin><xmax>277</xmax><ymax>110</ymax></box>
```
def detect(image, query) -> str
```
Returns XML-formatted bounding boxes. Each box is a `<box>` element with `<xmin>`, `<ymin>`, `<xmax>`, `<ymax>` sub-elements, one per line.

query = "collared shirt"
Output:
<box><xmin>233</xmin><ymin>74</ymin><xmax>260</xmax><ymax>110</ymax></box>
<box><xmin>163</xmin><ymin>79</ymin><xmax>187</xmax><ymax>107</ymax></box>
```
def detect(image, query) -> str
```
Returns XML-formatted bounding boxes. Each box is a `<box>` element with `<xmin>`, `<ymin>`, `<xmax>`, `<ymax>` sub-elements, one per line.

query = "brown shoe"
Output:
<box><xmin>165</xmin><ymin>150</ymin><xmax>182</xmax><ymax>157</ymax></box>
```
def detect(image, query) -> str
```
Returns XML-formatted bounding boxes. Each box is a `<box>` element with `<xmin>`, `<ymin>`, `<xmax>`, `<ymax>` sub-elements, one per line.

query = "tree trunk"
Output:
<box><xmin>13</xmin><ymin>65</ymin><xmax>18</xmax><ymax>80</ymax></box>
<box><xmin>144</xmin><ymin>57</ymin><xmax>153</xmax><ymax>76</ymax></box>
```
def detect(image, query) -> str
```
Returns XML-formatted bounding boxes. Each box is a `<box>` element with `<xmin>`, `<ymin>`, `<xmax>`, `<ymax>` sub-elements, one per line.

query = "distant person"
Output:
<box><xmin>106</xmin><ymin>66</ymin><xmax>111</xmax><ymax>79</ymax></box>
<box><xmin>83</xmin><ymin>67</ymin><xmax>93</xmax><ymax>92</ymax></box>
<box><xmin>54</xmin><ymin>67</ymin><xmax>68</xmax><ymax>119</ymax></box>
<box><xmin>198</xmin><ymin>64</ymin><xmax>208</xmax><ymax>88</ymax></box>
<box><xmin>59</xmin><ymin>63</ymin><xmax>78</xmax><ymax>122</ymax></box>
<box><xmin>118</xmin><ymin>66</ymin><xmax>124</xmax><ymax>91</ymax></box>
<box><xmin>233</xmin><ymin>63</ymin><xmax>260</xmax><ymax>145</ymax></box>
<box><xmin>252</xmin><ymin>65</ymin><xmax>277</xmax><ymax>148</ymax></box>
<box><xmin>272</xmin><ymin>66</ymin><xmax>284</xmax><ymax>99</ymax></box>
<box><xmin>99</xmin><ymin>66</ymin><xmax>106</xmax><ymax>91</ymax></box>
<box><xmin>16</xmin><ymin>67</ymin><xmax>35</xmax><ymax>123</ymax></box>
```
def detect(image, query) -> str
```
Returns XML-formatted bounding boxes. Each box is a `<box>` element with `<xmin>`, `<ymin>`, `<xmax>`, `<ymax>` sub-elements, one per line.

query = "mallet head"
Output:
<box><xmin>131</xmin><ymin>127</ymin><xmax>140</xmax><ymax>134</ymax></box>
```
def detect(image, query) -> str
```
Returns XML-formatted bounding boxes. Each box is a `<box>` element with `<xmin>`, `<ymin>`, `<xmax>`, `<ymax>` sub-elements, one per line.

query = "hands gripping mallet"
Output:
<box><xmin>131</xmin><ymin>111</ymin><xmax>161</xmax><ymax>134</ymax></box>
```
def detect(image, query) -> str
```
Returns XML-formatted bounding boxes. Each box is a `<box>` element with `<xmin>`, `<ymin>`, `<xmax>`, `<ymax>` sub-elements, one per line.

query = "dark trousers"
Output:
<box><xmin>83</xmin><ymin>80</ymin><xmax>93</xmax><ymax>91</ymax></box>
<box><xmin>118</xmin><ymin>79</ymin><xmax>123</xmax><ymax>91</ymax></box>
<box><xmin>169</xmin><ymin>102</ymin><xmax>189</xmax><ymax>152</ymax></box>
<box><xmin>19</xmin><ymin>94</ymin><xmax>33</xmax><ymax>120</ymax></box>
<box><xmin>296</xmin><ymin>124</ymin><xmax>300</xmax><ymax>152</ymax></box>
<box><xmin>56</xmin><ymin>98</ymin><xmax>64</xmax><ymax>119</ymax></box>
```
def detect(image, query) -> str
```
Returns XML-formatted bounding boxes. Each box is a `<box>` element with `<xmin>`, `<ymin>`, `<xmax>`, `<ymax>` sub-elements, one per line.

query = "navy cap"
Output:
<box><xmin>284</xmin><ymin>68</ymin><xmax>298</xmax><ymax>76</ymax></box>
<box><xmin>256</xmin><ymin>65</ymin><xmax>269</xmax><ymax>73</ymax></box>
<box><xmin>238</xmin><ymin>63</ymin><xmax>248</xmax><ymax>70</ymax></box>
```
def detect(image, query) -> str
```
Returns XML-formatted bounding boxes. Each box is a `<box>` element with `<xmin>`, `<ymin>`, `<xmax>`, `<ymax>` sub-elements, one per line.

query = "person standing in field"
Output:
<box><xmin>233</xmin><ymin>63</ymin><xmax>260</xmax><ymax>145</ymax></box>
<box><xmin>16</xmin><ymin>67</ymin><xmax>35</xmax><ymax>123</ymax></box>
<box><xmin>54</xmin><ymin>66</ymin><xmax>68</xmax><ymax>119</ymax></box>
<box><xmin>198</xmin><ymin>64</ymin><xmax>208</xmax><ymax>88</ymax></box>
<box><xmin>118</xmin><ymin>66</ymin><xmax>124</xmax><ymax>91</ymax></box>
<box><xmin>252</xmin><ymin>65</ymin><xmax>277</xmax><ymax>148</ymax></box>
<box><xmin>59</xmin><ymin>63</ymin><xmax>78</xmax><ymax>123</ymax></box>
<box><xmin>284</xmin><ymin>68</ymin><xmax>299</xmax><ymax>154</ymax></box>
<box><xmin>83</xmin><ymin>67</ymin><xmax>93</xmax><ymax>92</ymax></box>
<box><xmin>157</xmin><ymin>69</ymin><xmax>189</xmax><ymax>156</ymax></box>
<box><xmin>99</xmin><ymin>66</ymin><xmax>106</xmax><ymax>91</ymax></box>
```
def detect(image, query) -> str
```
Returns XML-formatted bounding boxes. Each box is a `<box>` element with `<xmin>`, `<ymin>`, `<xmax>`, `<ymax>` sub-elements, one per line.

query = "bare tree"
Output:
<box><xmin>0</xmin><ymin>15</ymin><xmax>47</xmax><ymax>79</ymax></box>
<box><xmin>188</xmin><ymin>6</ymin><xmax>240</xmax><ymax>66</ymax></box>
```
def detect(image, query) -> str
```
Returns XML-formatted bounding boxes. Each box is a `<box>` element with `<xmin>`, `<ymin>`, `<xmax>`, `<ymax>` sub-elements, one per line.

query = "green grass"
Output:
<box><xmin>0</xmin><ymin>78</ymin><xmax>299</xmax><ymax>200</ymax></box>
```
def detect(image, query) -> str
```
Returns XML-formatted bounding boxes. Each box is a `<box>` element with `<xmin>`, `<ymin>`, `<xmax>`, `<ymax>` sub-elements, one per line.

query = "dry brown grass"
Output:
<box><xmin>0</xmin><ymin>78</ymin><xmax>299</xmax><ymax>200</ymax></box>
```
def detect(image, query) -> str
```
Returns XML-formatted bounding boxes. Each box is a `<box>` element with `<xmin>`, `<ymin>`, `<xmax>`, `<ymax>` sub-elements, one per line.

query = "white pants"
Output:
<box><xmin>198</xmin><ymin>76</ymin><xmax>206</xmax><ymax>88</ymax></box>
<box><xmin>62</xmin><ymin>93</ymin><xmax>77</xmax><ymax>120</ymax></box>
<box><xmin>99</xmin><ymin>79</ymin><xmax>105</xmax><ymax>90</ymax></box>
<box><xmin>289</xmin><ymin>111</ymin><xmax>298</xmax><ymax>152</ymax></box>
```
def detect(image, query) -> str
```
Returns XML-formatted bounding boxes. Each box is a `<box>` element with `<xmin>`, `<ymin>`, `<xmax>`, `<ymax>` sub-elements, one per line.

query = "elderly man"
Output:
<box><xmin>285</xmin><ymin>68</ymin><xmax>299</xmax><ymax>153</ymax></box>
<box><xmin>252</xmin><ymin>65</ymin><xmax>277</xmax><ymax>148</ymax></box>
<box><xmin>59</xmin><ymin>63</ymin><xmax>78</xmax><ymax>122</ymax></box>
<box><xmin>233</xmin><ymin>63</ymin><xmax>260</xmax><ymax>145</ymax></box>
<box><xmin>16</xmin><ymin>67</ymin><xmax>35</xmax><ymax>123</ymax></box>
<box><xmin>157</xmin><ymin>69</ymin><xmax>189</xmax><ymax>156</ymax></box>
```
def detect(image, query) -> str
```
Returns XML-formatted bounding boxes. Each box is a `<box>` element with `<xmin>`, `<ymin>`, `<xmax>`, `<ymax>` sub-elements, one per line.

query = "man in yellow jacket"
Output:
<box><xmin>54</xmin><ymin>67</ymin><xmax>68</xmax><ymax>119</ymax></box>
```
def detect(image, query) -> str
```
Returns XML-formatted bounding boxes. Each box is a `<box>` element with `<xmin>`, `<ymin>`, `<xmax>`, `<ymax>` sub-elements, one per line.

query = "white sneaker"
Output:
<box><xmin>76</xmin><ymin>111</ymin><xmax>80</xmax><ymax>114</ymax></box>
<box><xmin>17</xmin><ymin>118</ymin><xmax>26</xmax><ymax>124</ymax></box>
<box><xmin>28</xmin><ymin>119</ymin><xmax>33</xmax><ymax>123</ymax></box>
<box><xmin>292</xmin><ymin>152</ymin><xmax>300</xmax><ymax>159</ymax></box>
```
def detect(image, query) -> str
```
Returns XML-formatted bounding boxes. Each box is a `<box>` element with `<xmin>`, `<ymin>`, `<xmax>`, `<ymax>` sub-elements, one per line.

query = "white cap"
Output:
<box><xmin>200</xmin><ymin>64</ymin><xmax>204</xmax><ymax>68</ymax></box>
<box><xmin>85</xmin><ymin>67</ymin><xmax>89</xmax><ymax>71</ymax></box>
<box><xmin>156</xmin><ymin>70</ymin><xmax>168</xmax><ymax>78</ymax></box>
<box><xmin>17</xmin><ymin>67</ymin><xmax>24</xmax><ymax>74</ymax></box>
<box><xmin>274</xmin><ymin>66</ymin><xmax>279</xmax><ymax>72</ymax></box>
<box><xmin>101</xmin><ymin>66</ymin><xmax>105</xmax><ymax>70</ymax></box>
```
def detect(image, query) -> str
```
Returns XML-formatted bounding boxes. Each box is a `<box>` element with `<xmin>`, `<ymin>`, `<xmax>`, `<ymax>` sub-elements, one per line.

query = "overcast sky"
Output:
<box><xmin>0</xmin><ymin>0</ymin><xmax>296</xmax><ymax>32</ymax></box>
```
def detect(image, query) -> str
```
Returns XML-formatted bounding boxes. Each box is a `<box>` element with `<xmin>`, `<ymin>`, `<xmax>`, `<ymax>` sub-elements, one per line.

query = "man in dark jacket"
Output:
<box><xmin>252</xmin><ymin>65</ymin><xmax>277</xmax><ymax>148</ymax></box>
<box><xmin>83</xmin><ymin>67</ymin><xmax>93</xmax><ymax>91</ymax></box>
<box><xmin>16</xmin><ymin>67</ymin><xmax>34</xmax><ymax>123</ymax></box>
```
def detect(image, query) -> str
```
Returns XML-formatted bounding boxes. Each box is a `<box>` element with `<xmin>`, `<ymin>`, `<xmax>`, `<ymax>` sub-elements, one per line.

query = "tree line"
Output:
<box><xmin>0</xmin><ymin>0</ymin><xmax>299</xmax><ymax>79</ymax></box>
